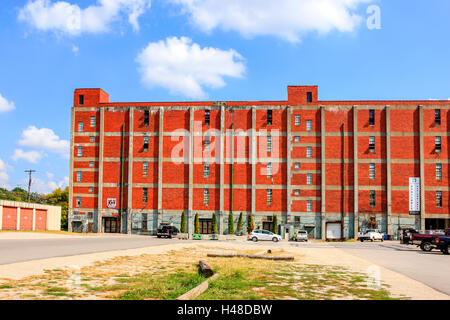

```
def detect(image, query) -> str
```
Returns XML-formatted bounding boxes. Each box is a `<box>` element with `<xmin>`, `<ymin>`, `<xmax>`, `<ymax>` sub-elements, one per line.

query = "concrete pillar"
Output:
<box><xmin>353</xmin><ymin>106</ymin><xmax>359</xmax><ymax>238</ymax></box>
<box><xmin>219</xmin><ymin>104</ymin><xmax>225</xmax><ymax>235</ymax></box>
<box><xmin>127</xmin><ymin>107</ymin><xmax>134</xmax><ymax>234</ymax></box>
<box><xmin>97</xmin><ymin>108</ymin><xmax>105</xmax><ymax>233</ymax></box>
<box><xmin>0</xmin><ymin>205</ymin><xmax>3</xmax><ymax>230</ymax></box>
<box><xmin>188</xmin><ymin>107</ymin><xmax>194</xmax><ymax>235</ymax></box>
<box><xmin>321</xmin><ymin>106</ymin><xmax>326</xmax><ymax>240</ymax></box>
<box><xmin>17</xmin><ymin>207</ymin><xmax>21</xmax><ymax>231</ymax></box>
<box><xmin>419</xmin><ymin>105</ymin><xmax>426</xmax><ymax>231</ymax></box>
<box><xmin>386</xmin><ymin>106</ymin><xmax>392</xmax><ymax>235</ymax></box>
<box><xmin>68</xmin><ymin>107</ymin><xmax>75</xmax><ymax>233</ymax></box>
<box><xmin>286</xmin><ymin>106</ymin><xmax>292</xmax><ymax>224</ymax></box>
<box><xmin>251</xmin><ymin>107</ymin><xmax>257</xmax><ymax>217</ymax></box>
<box><xmin>157</xmin><ymin>107</ymin><xmax>164</xmax><ymax>226</ymax></box>
<box><xmin>32</xmin><ymin>208</ymin><xmax>36</xmax><ymax>231</ymax></box>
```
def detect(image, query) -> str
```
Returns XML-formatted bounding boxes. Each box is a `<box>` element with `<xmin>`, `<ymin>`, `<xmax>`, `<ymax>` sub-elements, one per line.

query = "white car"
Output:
<box><xmin>359</xmin><ymin>229</ymin><xmax>384</xmax><ymax>242</ymax></box>
<box><xmin>295</xmin><ymin>230</ymin><xmax>309</xmax><ymax>242</ymax></box>
<box><xmin>248</xmin><ymin>230</ymin><xmax>282</xmax><ymax>242</ymax></box>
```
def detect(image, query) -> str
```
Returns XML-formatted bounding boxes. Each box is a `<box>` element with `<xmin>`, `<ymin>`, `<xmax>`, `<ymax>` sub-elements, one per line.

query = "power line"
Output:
<box><xmin>24</xmin><ymin>170</ymin><xmax>36</xmax><ymax>203</ymax></box>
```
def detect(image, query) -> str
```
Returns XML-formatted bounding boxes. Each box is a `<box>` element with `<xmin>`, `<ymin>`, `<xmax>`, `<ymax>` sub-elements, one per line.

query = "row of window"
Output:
<box><xmin>78</xmin><ymin>117</ymin><xmax>96</xmax><ymax>132</ymax></box>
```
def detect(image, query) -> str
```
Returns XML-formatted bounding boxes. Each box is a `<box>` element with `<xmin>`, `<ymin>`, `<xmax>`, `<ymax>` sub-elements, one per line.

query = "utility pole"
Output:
<box><xmin>24</xmin><ymin>170</ymin><xmax>36</xmax><ymax>203</ymax></box>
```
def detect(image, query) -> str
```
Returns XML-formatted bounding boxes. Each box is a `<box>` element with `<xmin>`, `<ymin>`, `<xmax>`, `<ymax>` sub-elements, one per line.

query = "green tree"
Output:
<box><xmin>247</xmin><ymin>214</ymin><xmax>255</xmax><ymax>234</ymax></box>
<box><xmin>194</xmin><ymin>213</ymin><xmax>200</xmax><ymax>234</ymax></box>
<box><xmin>211</xmin><ymin>213</ymin><xmax>218</xmax><ymax>234</ymax></box>
<box><xmin>180</xmin><ymin>211</ymin><xmax>186</xmax><ymax>233</ymax></box>
<box><xmin>42</xmin><ymin>187</ymin><xmax>69</xmax><ymax>231</ymax></box>
<box><xmin>272</xmin><ymin>215</ymin><xmax>279</xmax><ymax>234</ymax></box>
<box><xmin>228</xmin><ymin>212</ymin><xmax>235</xmax><ymax>235</ymax></box>
<box><xmin>237</xmin><ymin>212</ymin><xmax>243</xmax><ymax>232</ymax></box>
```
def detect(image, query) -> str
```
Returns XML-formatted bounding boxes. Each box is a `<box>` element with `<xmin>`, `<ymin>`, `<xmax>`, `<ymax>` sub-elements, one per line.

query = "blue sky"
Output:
<box><xmin>0</xmin><ymin>0</ymin><xmax>449</xmax><ymax>193</ymax></box>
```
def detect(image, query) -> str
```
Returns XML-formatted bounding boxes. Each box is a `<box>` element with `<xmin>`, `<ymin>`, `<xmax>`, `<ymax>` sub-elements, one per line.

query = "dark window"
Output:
<box><xmin>143</xmin><ymin>188</ymin><xmax>148</xmax><ymax>203</ymax></box>
<box><xmin>267</xmin><ymin>110</ymin><xmax>272</xmax><ymax>126</ymax></box>
<box><xmin>307</xmin><ymin>92</ymin><xmax>313</xmax><ymax>103</ymax></box>
<box><xmin>205</xmin><ymin>110</ymin><xmax>210</xmax><ymax>126</ymax></box>
<box><xmin>437</xmin><ymin>191</ymin><xmax>443</xmax><ymax>208</ymax></box>
<box><xmin>370</xmin><ymin>191</ymin><xmax>376</xmax><ymax>207</ymax></box>
<box><xmin>144</xmin><ymin>136</ymin><xmax>149</xmax><ymax>152</ymax></box>
<box><xmin>369</xmin><ymin>110</ymin><xmax>375</xmax><ymax>126</ymax></box>
<box><xmin>79</xmin><ymin>95</ymin><xmax>84</xmax><ymax>105</ymax></box>
<box><xmin>369</xmin><ymin>136</ymin><xmax>375</xmax><ymax>152</ymax></box>
<box><xmin>435</xmin><ymin>109</ymin><xmax>441</xmax><ymax>126</ymax></box>
<box><xmin>144</xmin><ymin>110</ymin><xmax>149</xmax><ymax>126</ymax></box>
<box><xmin>435</xmin><ymin>136</ymin><xmax>442</xmax><ymax>152</ymax></box>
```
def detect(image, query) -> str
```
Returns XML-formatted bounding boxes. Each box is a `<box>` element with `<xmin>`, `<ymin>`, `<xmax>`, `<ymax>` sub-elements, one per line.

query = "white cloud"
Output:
<box><xmin>18</xmin><ymin>0</ymin><xmax>151</xmax><ymax>35</ymax></box>
<box><xmin>136</xmin><ymin>36</ymin><xmax>245</xmax><ymax>99</ymax></box>
<box><xmin>170</xmin><ymin>0</ymin><xmax>373</xmax><ymax>42</ymax></box>
<box><xmin>12</xmin><ymin>149</ymin><xmax>43</xmax><ymax>164</ymax></box>
<box><xmin>0</xmin><ymin>93</ymin><xmax>15</xmax><ymax>112</ymax></box>
<box><xmin>24</xmin><ymin>175</ymin><xmax>69</xmax><ymax>194</ymax></box>
<box><xmin>19</xmin><ymin>126</ymin><xmax>69</xmax><ymax>158</ymax></box>
<box><xmin>72</xmin><ymin>45</ymin><xmax>79</xmax><ymax>55</ymax></box>
<box><xmin>0</xmin><ymin>159</ymin><xmax>11</xmax><ymax>188</ymax></box>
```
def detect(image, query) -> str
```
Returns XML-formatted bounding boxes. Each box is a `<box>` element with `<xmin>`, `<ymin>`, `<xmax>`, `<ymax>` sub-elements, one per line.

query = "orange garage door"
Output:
<box><xmin>35</xmin><ymin>209</ymin><xmax>47</xmax><ymax>230</ymax></box>
<box><xmin>20</xmin><ymin>208</ymin><xmax>33</xmax><ymax>230</ymax></box>
<box><xmin>2</xmin><ymin>207</ymin><xmax>17</xmax><ymax>230</ymax></box>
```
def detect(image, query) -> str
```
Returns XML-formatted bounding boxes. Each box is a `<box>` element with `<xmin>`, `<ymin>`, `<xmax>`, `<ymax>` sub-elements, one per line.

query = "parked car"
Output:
<box><xmin>358</xmin><ymin>229</ymin><xmax>384</xmax><ymax>242</ymax></box>
<box><xmin>431</xmin><ymin>235</ymin><xmax>450</xmax><ymax>255</ymax></box>
<box><xmin>295</xmin><ymin>230</ymin><xmax>308</xmax><ymax>242</ymax></box>
<box><xmin>401</xmin><ymin>228</ymin><xmax>450</xmax><ymax>252</ymax></box>
<box><xmin>156</xmin><ymin>224</ymin><xmax>179</xmax><ymax>239</ymax></box>
<box><xmin>248</xmin><ymin>230</ymin><xmax>282</xmax><ymax>242</ymax></box>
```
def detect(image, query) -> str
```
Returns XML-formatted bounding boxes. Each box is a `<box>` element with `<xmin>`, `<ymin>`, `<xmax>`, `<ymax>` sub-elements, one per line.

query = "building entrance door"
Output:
<box><xmin>104</xmin><ymin>218</ymin><xmax>119</xmax><ymax>233</ymax></box>
<box><xmin>72</xmin><ymin>221</ymin><xmax>83</xmax><ymax>233</ymax></box>
<box><xmin>263</xmin><ymin>222</ymin><xmax>274</xmax><ymax>232</ymax></box>
<box><xmin>199</xmin><ymin>219</ymin><xmax>212</xmax><ymax>234</ymax></box>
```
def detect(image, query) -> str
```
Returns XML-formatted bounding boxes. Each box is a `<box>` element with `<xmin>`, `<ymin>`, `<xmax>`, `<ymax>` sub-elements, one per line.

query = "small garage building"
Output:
<box><xmin>0</xmin><ymin>200</ymin><xmax>61</xmax><ymax>231</ymax></box>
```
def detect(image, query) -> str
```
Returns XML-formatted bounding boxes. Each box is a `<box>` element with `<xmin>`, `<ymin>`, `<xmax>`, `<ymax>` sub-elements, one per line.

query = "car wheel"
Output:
<box><xmin>272</xmin><ymin>237</ymin><xmax>279</xmax><ymax>242</ymax></box>
<box><xmin>360</xmin><ymin>239</ymin><xmax>364</xmax><ymax>242</ymax></box>
<box><xmin>371</xmin><ymin>239</ymin><xmax>374</xmax><ymax>242</ymax></box>
<box><xmin>157</xmin><ymin>235</ymin><xmax>161</xmax><ymax>238</ymax></box>
<box><xmin>442</xmin><ymin>246</ymin><xmax>450</xmax><ymax>255</ymax></box>
<box><xmin>252</xmin><ymin>237</ymin><xmax>258</xmax><ymax>242</ymax></box>
<box><xmin>421</xmin><ymin>241</ymin><xmax>433</xmax><ymax>252</ymax></box>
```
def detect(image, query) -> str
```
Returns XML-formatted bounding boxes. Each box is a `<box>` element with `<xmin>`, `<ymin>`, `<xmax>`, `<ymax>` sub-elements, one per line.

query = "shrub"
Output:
<box><xmin>228</xmin><ymin>212</ymin><xmax>235</xmax><ymax>234</ymax></box>
<box><xmin>180</xmin><ymin>211</ymin><xmax>186</xmax><ymax>233</ymax></box>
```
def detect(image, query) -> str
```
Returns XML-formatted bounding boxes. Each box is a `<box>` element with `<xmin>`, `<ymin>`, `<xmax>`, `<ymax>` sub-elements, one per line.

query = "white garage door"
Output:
<box><xmin>327</xmin><ymin>223</ymin><xmax>341</xmax><ymax>240</ymax></box>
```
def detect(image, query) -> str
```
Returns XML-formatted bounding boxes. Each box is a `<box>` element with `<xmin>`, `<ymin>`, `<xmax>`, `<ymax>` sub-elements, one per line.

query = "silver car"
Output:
<box><xmin>248</xmin><ymin>230</ymin><xmax>282</xmax><ymax>242</ymax></box>
<box><xmin>295</xmin><ymin>230</ymin><xmax>308</xmax><ymax>242</ymax></box>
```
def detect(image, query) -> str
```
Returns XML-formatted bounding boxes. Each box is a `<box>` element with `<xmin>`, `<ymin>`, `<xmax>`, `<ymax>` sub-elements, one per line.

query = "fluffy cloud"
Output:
<box><xmin>23</xmin><ymin>175</ymin><xmax>69</xmax><ymax>194</ymax></box>
<box><xmin>0</xmin><ymin>159</ymin><xmax>11</xmax><ymax>188</ymax></box>
<box><xmin>136</xmin><ymin>36</ymin><xmax>245</xmax><ymax>98</ymax></box>
<box><xmin>0</xmin><ymin>94</ymin><xmax>15</xmax><ymax>113</ymax></box>
<box><xmin>18</xmin><ymin>126</ymin><xmax>69</xmax><ymax>158</ymax></box>
<box><xmin>12</xmin><ymin>149</ymin><xmax>43</xmax><ymax>164</ymax></box>
<box><xmin>170</xmin><ymin>0</ymin><xmax>373</xmax><ymax>42</ymax></box>
<box><xmin>18</xmin><ymin>0</ymin><xmax>152</xmax><ymax>35</ymax></box>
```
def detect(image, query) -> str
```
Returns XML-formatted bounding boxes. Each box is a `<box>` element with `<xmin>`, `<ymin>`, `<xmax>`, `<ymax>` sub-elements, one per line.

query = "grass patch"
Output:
<box><xmin>0</xmin><ymin>285</ymin><xmax>12</xmax><ymax>289</ymax></box>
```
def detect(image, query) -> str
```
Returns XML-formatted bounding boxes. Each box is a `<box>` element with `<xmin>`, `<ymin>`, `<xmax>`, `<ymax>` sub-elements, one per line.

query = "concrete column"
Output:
<box><xmin>17</xmin><ymin>207</ymin><xmax>21</xmax><ymax>231</ymax></box>
<box><xmin>188</xmin><ymin>107</ymin><xmax>194</xmax><ymax>235</ymax></box>
<box><xmin>286</xmin><ymin>106</ymin><xmax>292</xmax><ymax>224</ymax></box>
<box><xmin>419</xmin><ymin>105</ymin><xmax>426</xmax><ymax>231</ymax></box>
<box><xmin>0</xmin><ymin>205</ymin><xmax>3</xmax><ymax>230</ymax></box>
<box><xmin>251</xmin><ymin>107</ymin><xmax>257</xmax><ymax>216</ymax></box>
<box><xmin>32</xmin><ymin>208</ymin><xmax>36</xmax><ymax>231</ymax></box>
<box><xmin>386</xmin><ymin>106</ymin><xmax>392</xmax><ymax>235</ymax></box>
<box><xmin>68</xmin><ymin>107</ymin><xmax>75</xmax><ymax>232</ymax></box>
<box><xmin>353</xmin><ymin>106</ymin><xmax>359</xmax><ymax>239</ymax></box>
<box><xmin>157</xmin><ymin>107</ymin><xmax>164</xmax><ymax>226</ymax></box>
<box><xmin>219</xmin><ymin>104</ymin><xmax>225</xmax><ymax>235</ymax></box>
<box><xmin>321</xmin><ymin>106</ymin><xmax>326</xmax><ymax>240</ymax></box>
<box><xmin>127</xmin><ymin>107</ymin><xmax>134</xmax><ymax>234</ymax></box>
<box><xmin>97</xmin><ymin>108</ymin><xmax>105</xmax><ymax>233</ymax></box>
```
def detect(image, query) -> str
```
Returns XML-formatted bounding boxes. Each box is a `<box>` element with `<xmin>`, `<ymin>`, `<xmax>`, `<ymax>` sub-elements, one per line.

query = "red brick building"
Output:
<box><xmin>69</xmin><ymin>86</ymin><xmax>450</xmax><ymax>239</ymax></box>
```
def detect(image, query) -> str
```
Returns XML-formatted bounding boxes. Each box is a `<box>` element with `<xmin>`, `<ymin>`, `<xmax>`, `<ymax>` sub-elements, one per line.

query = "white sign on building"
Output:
<box><xmin>409</xmin><ymin>178</ymin><xmax>420</xmax><ymax>215</ymax></box>
<box><xmin>107</xmin><ymin>198</ymin><xmax>117</xmax><ymax>209</ymax></box>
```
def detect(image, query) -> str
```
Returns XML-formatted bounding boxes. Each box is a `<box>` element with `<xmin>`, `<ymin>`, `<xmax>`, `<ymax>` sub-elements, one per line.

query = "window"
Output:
<box><xmin>87</xmin><ymin>212</ymin><xmax>93</xmax><ymax>220</ymax></box>
<box><xmin>204</xmin><ymin>136</ymin><xmax>210</xmax><ymax>152</ymax></box>
<box><xmin>90</xmin><ymin>136</ymin><xmax>95</xmax><ymax>142</ymax></box>
<box><xmin>307</xmin><ymin>173</ymin><xmax>313</xmax><ymax>185</ymax></box>
<box><xmin>143</xmin><ymin>188</ymin><xmax>148</xmax><ymax>203</ymax></box>
<box><xmin>306</xmin><ymin>146</ymin><xmax>312</xmax><ymax>158</ymax></box>
<box><xmin>89</xmin><ymin>161</ymin><xmax>94</xmax><ymax>167</ymax></box>
<box><xmin>89</xmin><ymin>187</ymin><xmax>94</xmax><ymax>193</ymax></box>
<box><xmin>77</xmin><ymin>146</ymin><xmax>83</xmax><ymax>157</ymax></box>
<box><xmin>144</xmin><ymin>136</ymin><xmax>149</xmax><ymax>152</ymax></box>
<box><xmin>267</xmin><ymin>110</ymin><xmax>273</xmax><ymax>126</ymax></box>
<box><xmin>369</xmin><ymin>163</ymin><xmax>375</xmax><ymax>180</ymax></box>
<box><xmin>267</xmin><ymin>136</ymin><xmax>272</xmax><ymax>152</ymax></box>
<box><xmin>295</xmin><ymin>115</ymin><xmax>301</xmax><ymax>126</ymax></box>
<box><xmin>267</xmin><ymin>162</ymin><xmax>273</xmax><ymax>178</ymax></box>
<box><xmin>306</xmin><ymin>120</ymin><xmax>312</xmax><ymax>131</ymax></box>
<box><xmin>143</xmin><ymin>162</ymin><xmax>148</xmax><ymax>177</ymax></box>
<box><xmin>294</xmin><ymin>216</ymin><xmax>301</xmax><ymax>226</ymax></box>
<box><xmin>307</xmin><ymin>200</ymin><xmax>312</xmax><ymax>212</ymax></box>
<box><xmin>294</xmin><ymin>189</ymin><xmax>300</xmax><ymax>196</ymax></box>
<box><xmin>295</xmin><ymin>162</ymin><xmax>301</xmax><ymax>169</ymax></box>
<box><xmin>307</xmin><ymin>92</ymin><xmax>313</xmax><ymax>104</ymax></box>
<box><xmin>78</xmin><ymin>122</ymin><xmax>83</xmax><ymax>132</ymax></box>
<box><xmin>204</xmin><ymin>188</ymin><xmax>209</xmax><ymax>205</ymax></box>
<box><xmin>436</xmin><ymin>163</ymin><xmax>442</xmax><ymax>181</ymax></box>
<box><xmin>369</xmin><ymin>110</ymin><xmax>375</xmax><ymax>126</ymax></box>
<box><xmin>144</xmin><ymin>110</ymin><xmax>149</xmax><ymax>126</ymax></box>
<box><xmin>76</xmin><ymin>197</ymin><xmax>81</xmax><ymax>207</ymax></box>
<box><xmin>370</xmin><ymin>191</ymin><xmax>376</xmax><ymax>207</ymax></box>
<box><xmin>435</xmin><ymin>136</ymin><xmax>442</xmax><ymax>152</ymax></box>
<box><xmin>204</xmin><ymin>163</ymin><xmax>210</xmax><ymax>178</ymax></box>
<box><xmin>369</xmin><ymin>136</ymin><xmax>375</xmax><ymax>152</ymax></box>
<box><xmin>435</xmin><ymin>109</ymin><xmax>441</xmax><ymax>126</ymax></box>
<box><xmin>90</xmin><ymin>116</ymin><xmax>95</xmax><ymax>127</ymax></box>
<box><xmin>79</xmin><ymin>95</ymin><xmax>84</xmax><ymax>105</ymax></box>
<box><xmin>77</xmin><ymin>171</ymin><xmax>82</xmax><ymax>182</ymax></box>
<box><xmin>267</xmin><ymin>189</ymin><xmax>273</xmax><ymax>206</ymax></box>
<box><xmin>205</xmin><ymin>110</ymin><xmax>210</xmax><ymax>126</ymax></box>
<box><xmin>437</xmin><ymin>191</ymin><xmax>443</xmax><ymax>208</ymax></box>
<box><xmin>294</xmin><ymin>136</ymin><xmax>300</xmax><ymax>143</ymax></box>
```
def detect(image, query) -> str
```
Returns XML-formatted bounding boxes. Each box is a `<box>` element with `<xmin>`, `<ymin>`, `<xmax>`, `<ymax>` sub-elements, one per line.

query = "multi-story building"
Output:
<box><xmin>69</xmin><ymin>86</ymin><xmax>450</xmax><ymax>239</ymax></box>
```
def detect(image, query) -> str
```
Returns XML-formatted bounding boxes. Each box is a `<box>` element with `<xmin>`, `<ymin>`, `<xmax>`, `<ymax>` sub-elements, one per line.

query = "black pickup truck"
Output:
<box><xmin>156</xmin><ymin>225</ymin><xmax>179</xmax><ymax>239</ymax></box>
<box><xmin>431</xmin><ymin>235</ymin><xmax>450</xmax><ymax>255</ymax></box>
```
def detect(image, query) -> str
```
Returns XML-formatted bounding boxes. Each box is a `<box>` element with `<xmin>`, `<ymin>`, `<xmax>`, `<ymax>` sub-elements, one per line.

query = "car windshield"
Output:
<box><xmin>298</xmin><ymin>231</ymin><xmax>306</xmax><ymax>234</ymax></box>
